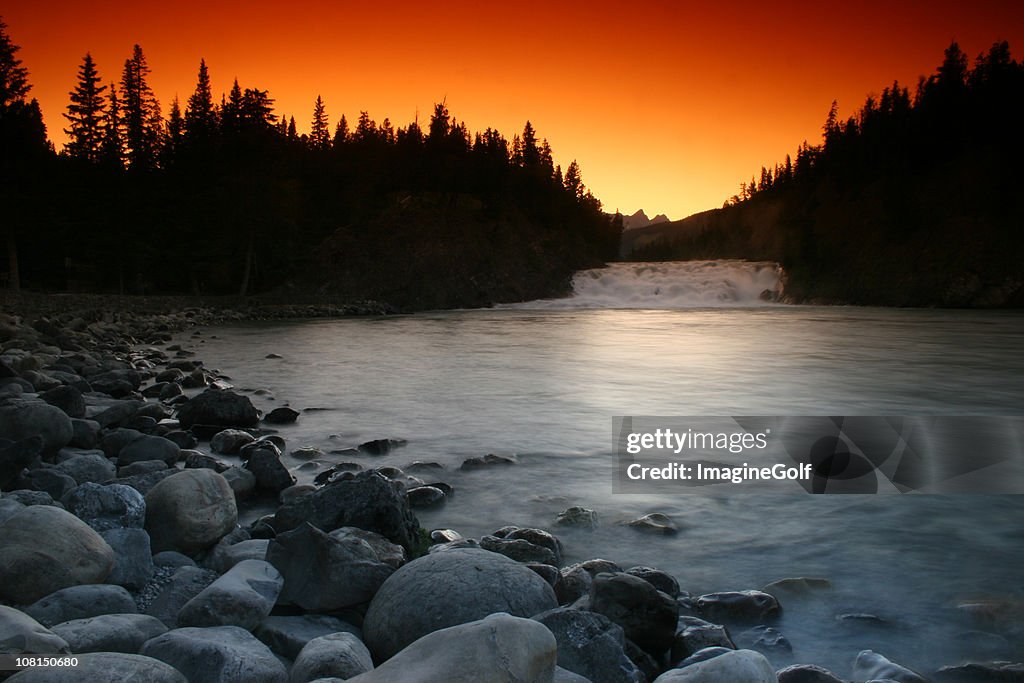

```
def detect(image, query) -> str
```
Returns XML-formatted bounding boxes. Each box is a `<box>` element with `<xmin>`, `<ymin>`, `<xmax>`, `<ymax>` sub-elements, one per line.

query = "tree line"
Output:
<box><xmin>1</xmin><ymin>19</ymin><xmax>620</xmax><ymax>300</ymax></box>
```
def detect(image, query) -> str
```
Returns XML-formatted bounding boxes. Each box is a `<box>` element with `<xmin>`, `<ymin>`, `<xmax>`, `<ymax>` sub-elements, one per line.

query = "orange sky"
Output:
<box><xmin>5</xmin><ymin>0</ymin><xmax>1023</xmax><ymax>220</ymax></box>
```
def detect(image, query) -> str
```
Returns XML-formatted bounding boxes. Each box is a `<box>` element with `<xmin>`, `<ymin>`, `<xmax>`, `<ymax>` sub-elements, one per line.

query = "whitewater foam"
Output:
<box><xmin>511</xmin><ymin>260</ymin><xmax>784</xmax><ymax>309</ymax></box>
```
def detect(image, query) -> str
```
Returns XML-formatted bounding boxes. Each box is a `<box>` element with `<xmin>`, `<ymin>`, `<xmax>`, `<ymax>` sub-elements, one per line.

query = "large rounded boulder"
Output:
<box><xmin>363</xmin><ymin>547</ymin><xmax>558</xmax><ymax>661</ymax></box>
<box><xmin>176</xmin><ymin>389</ymin><xmax>259</xmax><ymax>428</ymax></box>
<box><xmin>144</xmin><ymin>469</ymin><xmax>238</xmax><ymax>555</ymax></box>
<box><xmin>0</xmin><ymin>505</ymin><xmax>116</xmax><ymax>604</ymax></box>
<box><xmin>0</xmin><ymin>398</ymin><xmax>73</xmax><ymax>456</ymax></box>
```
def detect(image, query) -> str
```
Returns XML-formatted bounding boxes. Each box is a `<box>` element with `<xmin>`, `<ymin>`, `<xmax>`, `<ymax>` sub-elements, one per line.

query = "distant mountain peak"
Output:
<box><xmin>620</xmin><ymin>209</ymin><xmax>670</xmax><ymax>230</ymax></box>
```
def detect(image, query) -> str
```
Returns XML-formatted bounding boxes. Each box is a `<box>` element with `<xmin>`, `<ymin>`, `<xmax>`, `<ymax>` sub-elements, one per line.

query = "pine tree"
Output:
<box><xmin>564</xmin><ymin>160</ymin><xmax>584</xmax><ymax>199</ymax></box>
<box><xmin>333</xmin><ymin>114</ymin><xmax>349</xmax><ymax>147</ymax></box>
<box><xmin>184</xmin><ymin>58</ymin><xmax>218</xmax><ymax>143</ymax></box>
<box><xmin>287</xmin><ymin>116</ymin><xmax>297</xmax><ymax>140</ymax></box>
<box><xmin>309</xmin><ymin>94</ymin><xmax>330</xmax><ymax>149</ymax></box>
<box><xmin>120</xmin><ymin>44</ymin><xmax>162</xmax><ymax>169</ymax></box>
<box><xmin>63</xmin><ymin>53</ymin><xmax>107</xmax><ymax>162</ymax></box>
<box><xmin>0</xmin><ymin>17</ymin><xmax>29</xmax><ymax>108</ymax></box>
<box><xmin>220</xmin><ymin>79</ymin><xmax>243</xmax><ymax>134</ymax></box>
<box><xmin>99</xmin><ymin>82</ymin><xmax>124</xmax><ymax>168</ymax></box>
<box><xmin>164</xmin><ymin>96</ymin><xmax>183</xmax><ymax>161</ymax></box>
<box><xmin>520</xmin><ymin>120</ymin><xmax>540</xmax><ymax>166</ymax></box>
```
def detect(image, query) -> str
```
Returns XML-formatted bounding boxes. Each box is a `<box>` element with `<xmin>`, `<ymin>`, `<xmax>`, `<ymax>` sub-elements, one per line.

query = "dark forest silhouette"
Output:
<box><xmin>629</xmin><ymin>41</ymin><xmax>1024</xmax><ymax>306</ymax></box>
<box><xmin>1</xmin><ymin>21</ymin><xmax>621</xmax><ymax>307</ymax></box>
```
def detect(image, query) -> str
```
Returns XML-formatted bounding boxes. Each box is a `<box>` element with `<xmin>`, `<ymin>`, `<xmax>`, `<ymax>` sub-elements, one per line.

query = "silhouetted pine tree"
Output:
<box><xmin>119</xmin><ymin>45</ymin><xmax>162</xmax><ymax>169</ymax></box>
<box><xmin>63</xmin><ymin>53</ymin><xmax>107</xmax><ymax>162</ymax></box>
<box><xmin>310</xmin><ymin>94</ymin><xmax>330</xmax><ymax>149</ymax></box>
<box><xmin>184</xmin><ymin>59</ymin><xmax>218</xmax><ymax>145</ymax></box>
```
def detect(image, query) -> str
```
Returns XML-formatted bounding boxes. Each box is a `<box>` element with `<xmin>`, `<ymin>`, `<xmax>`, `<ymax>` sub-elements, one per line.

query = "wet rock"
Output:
<box><xmin>677</xmin><ymin>646</ymin><xmax>732</xmax><ymax>667</ymax></box>
<box><xmin>500</xmin><ymin>527</ymin><xmax>563</xmax><ymax>565</ymax></box>
<box><xmin>144</xmin><ymin>566</ymin><xmax>219</xmax><ymax>629</ymax></box>
<box><xmin>0</xmin><ymin>505</ymin><xmax>116</xmax><ymax>604</ymax></box>
<box><xmin>141</xmin><ymin>625</ymin><xmax>287</xmax><ymax>683</ymax></box>
<box><xmin>206</xmin><ymin>538</ymin><xmax>270</xmax><ymax>573</ymax></box>
<box><xmin>590</xmin><ymin>572</ymin><xmax>679</xmax><ymax>657</ymax></box>
<box><xmin>176</xmin><ymin>389</ymin><xmax>259</xmax><ymax>428</ymax></box>
<box><xmin>6</xmin><ymin>652</ymin><xmax>187</xmax><ymax>682</ymax></box>
<box><xmin>736</xmin><ymin>625</ymin><xmax>791</xmax><ymax>654</ymax></box>
<box><xmin>23</xmin><ymin>585</ymin><xmax>137</xmax><ymax>628</ymax></box>
<box><xmin>406</xmin><ymin>460</ymin><xmax>444</xmax><ymax>472</ymax></box>
<box><xmin>290</xmin><ymin>631</ymin><xmax>373</xmax><ymax>683</ymax></box>
<box><xmin>211</xmin><ymin>429</ymin><xmax>255</xmax><ymax>455</ymax></box>
<box><xmin>100</xmin><ymin>428</ymin><xmax>142</xmax><ymax>458</ymax></box>
<box><xmin>178</xmin><ymin>559</ymin><xmax>283</xmax><ymax>631</ymax></box>
<box><xmin>267</xmin><ymin>522</ymin><xmax>393</xmax><ymax>612</ymax></box>
<box><xmin>776</xmin><ymin>663</ymin><xmax>846</xmax><ymax>683</ymax></box>
<box><xmin>0</xmin><ymin>605</ymin><xmax>70</xmax><ymax>656</ymax></box>
<box><xmin>92</xmin><ymin>400</ymin><xmax>143</xmax><ymax>429</ymax></box>
<box><xmin>761</xmin><ymin>577</ymin><xmax>831</xmax><ymax>599</ymax></box>
<box><xmin>533</xmin><ymin>606</ymin><xmax>644</xmax><ymax>683</ymax></box>
<box><xmin>0</xmin><ymin>398</ymin><xmax>73</xmax><ymax>455</ymax></box>
<box><xmin>68</xmin><ymin>418</ymin><xmax>100</xmax><ymax>448</ymax></box>
<box><xmin>184</xmin><ymin>450</ymin><xmax>231</xmax><ymax>472</ymax></box>
<box><xmin>357</xmin><ymin>438</ymin><xmax>407</xmax><ymax>455</ymax></box>
<box><xmin>626</xmin><ymin>566</ymin><xmax>680</xmax><ymax>598</ymax></box>
<box><xmin>672</xmin><ymin>616</ymin><xmax>736</xmax><ymax>662</ymax></box>
<box><xmin>352</xmin><ymin>613</ymin><xmax>555</xmax><ymax>683</ymax></box>
<box><xmin>245</xmin><ymin>447</ymin><xmax>296</xmax><ymax>493</ymax></box>
<box><xmin>221</xmin><ymin>465</ymin><xmax>257</xmax><ymax>500</ymax></box>
<box><xmin>654</xmin><ymin>648</ymin><xmax>776</xmax><ymax>682</ymax></box>
<box><xmin>329</xmin><ymin>526</ymin><xmax>407</xmax><ymax>569</ymax></box>
<box><xmin>363</xmin><ymin>547</ymin><xmax>558</xmax><ymax>661</ymax></box>
<box><xmin>279</xmin><ymin>483</ymin><xmax>317</xmax><ymax>504</ymax></box>
<box><xmin>4</xmin><ymin>489</ymin><xmax>56</xmax><ymax>507</ymax></box>
<box><xmin>254</xmin><ymin>614</ymin><xmax>362</xmax><ymax>660</ymax></box>
<box><xmin>101</xmin><ymin>527</ymin><xmax>155</xmax><ymax>590</ymax></box>
<box><xmin>153</xmin><ymin>551</ymin><xmax>196</xmax><ymax>568</ymax></box>
<box><xmin>273</xmin><ymin>470</ymin><xmax>422</xmax><ymax>553</ymax></box>
<box><xmin>55</xmin><ymin>450</ymin><xmax>116</xmax><ymax>484</ymax></box>
<box><xmin>144</xmin><ymin>469</ymin><xmax>238</xmax><ymax>555</ymax></box>
<box><xmin>50</xmin><ymin>613</ymin><xmax>167</xmax><ymax>654</ymax></box>
<box><xmin>481</xmin><ymin>534</ymin><xmax>559</xmax><ymax>565</ymax></box>
<box><xmin>556</xmin><ymin>506</ymin><xmax>599</xmax><ymax>529</ymax></box>
<box><xmin>696</xmin><ymin>590</ymin><xmax>781</xmax><ymax>624</ymax></box>
<box><xmin>429</xmin><ymin>528</ymin><xmax>463</xmax><ymax>543</ymax></box>
<box><xmin>264</xmin><ymin>407</ymin><xmax>299</xmax><ymax>424</ymax></box>
<box><xmin>528</xmin><ymin>563</ymin><xmax>562</xmax><ymax>588</ymax></box>
<box><xmin>407</xmin><ymin>484</ymin><xmax>446</xmax><ymax>508</ymax></box>
<box><xmin>460</xmin><ymin>452</ymin><xmax>517</xmax><ymax>469</ymax></box>
<box><xmin>113</xmin><ymin>468</ymin><xmax>178</xmax><ymax>495</ymax></box>
<box><xmin>23</xmin><ymin>467</ymin><xmax>78</xmax><ymax>500</ymax></box>
<box><xmin>621</xmin><ymin>512</ymin><xmax>678</xmax><ymax>535</ymax></box>
<box><xmin>0</xmin><ymin>435</ymin><xmax>42</xmax><ymax>489</ymax></box>
<box><xmin>40</xmin><ymin>385</ymin><xmax>86</xmax><ymax>419</ymax></box>
<box><xmin>118</xmin><ymin>434</ymin><xmax>181</xmax><ymax>466</ymax></box>
<box><xmin>933</xmin><ymin>661</ymin><xmax>1024</xmax><ymax>682</ymax></box>
<box><xmin>851</xmin><ymin>650</ymin><xmax>927</xmax><ymax>683</ymax></box>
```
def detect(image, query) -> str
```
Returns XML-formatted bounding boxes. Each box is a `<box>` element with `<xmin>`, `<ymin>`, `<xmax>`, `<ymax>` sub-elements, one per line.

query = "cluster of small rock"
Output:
<box><xmin>1</xmin><ymin>307</ymin><xmax>1021</xmax><ymax>682</ymax></box>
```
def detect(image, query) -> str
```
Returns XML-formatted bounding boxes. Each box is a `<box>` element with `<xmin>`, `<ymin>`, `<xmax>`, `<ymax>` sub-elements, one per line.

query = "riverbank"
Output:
<box><xmin>0</xmin><ymin>304</ymin><xmax>1019</xmax><ymax>682</ymax></box>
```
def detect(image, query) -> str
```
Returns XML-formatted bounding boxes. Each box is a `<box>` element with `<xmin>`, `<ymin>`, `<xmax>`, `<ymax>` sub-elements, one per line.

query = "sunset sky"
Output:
<box><xmin>5</xmin><ymin>1</ymin><xmax>1024</xmax><ymax>220</ymax></box>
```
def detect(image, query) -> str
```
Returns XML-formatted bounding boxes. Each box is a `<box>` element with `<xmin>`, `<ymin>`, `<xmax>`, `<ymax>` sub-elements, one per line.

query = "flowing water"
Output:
<box><xmin>187</xmin><ymin>261</ymin><xmax>1024</xmax><ymax>676</ymax></box>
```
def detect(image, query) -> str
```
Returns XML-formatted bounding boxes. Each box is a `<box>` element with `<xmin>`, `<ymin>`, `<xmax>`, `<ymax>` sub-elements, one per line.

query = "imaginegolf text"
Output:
<box><xmin>626</xmin><ymin>462</ymin><xmax>813</xmax><ymax>484</ymax></box>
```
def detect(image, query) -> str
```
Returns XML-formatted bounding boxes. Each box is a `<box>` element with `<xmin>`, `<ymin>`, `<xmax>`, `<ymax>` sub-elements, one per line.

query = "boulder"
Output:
<box><xmin>0</xmin><ymin>505</ymin><xmax>116</xmax><ymax>604</ymax></box>
<box><xmin>210</xmin><ymin>429</ymin><xmax>255</xmax><ymax>455</ymax></box>
<box><xmin>555</xmin><ymin>506</ymin><xmax>598</xmax><ymax>529</ymax></box>
<box><xmin>0</xmin><ymin>435</ymin><xmax>42</xmax><ymax>489</ymax></box>
<box><xmin>350</xmin><ymin>613</ymin><xmax>555</xmax><ymax>682</ymax></box>
<box><xmin>672</xmin><ymin>616</ymin><xmax>736</xmax><ymax>662</ymax></box>
<box><xmin>55</xmin><ymin>451</ymin><xmax>116</xmax><ymax>484</ymax></box>
<box><xmin>39</xmin><ymin>385</ymin><xmax>86</xmax><ymax>419</ymax></box>
<box><xmin>696</xmin><ymin>591</ymin><xmax>780</xmax><ymax>624</ymax></box>
<box><xmin>6</xmin><ymin>652</ymin><xmax>187</xmax><ymax>682</ymax></box>
<box><xmin>267</xmin><ymin>523</ymin><xmax>393</xmax><ymax>612</ymax></box>
<box><xmin>23</xmin><ymin>584</ymin><xmax>137</xmax><ymax>628</ymax></box>
<box><xmin>144</xmin><ymin>469</ymin><xmax>238</xmax><ymax>555</ymax></box>
<box><xmin>329</xmin><ymin>527</ymin><xmax>407</xmax><ymax>569</ymax></box>
<box><xmin>589</xmin><ymin>572</ymin><xmax>679</xmax><ymax>656</ymax></box>
<box><xmin>0</xmin><ymin>605</ymin><xmax>70</xmax><ymax>655</ymax></box>
<box><xmin>653</xmin><ymin>649</ymin><xmax>776</xmax><ymax>682</ymax></box>
<box><xmin>92</xmin><ymin>401</ymin><xmax>143</xmax><ymax>429</ymax></box>
<box><xmin>264</xmin><ymin>407</ymin><xmax>299</xmax><ymax>424</ymax></box>
<box><xmin>245</xmin><ymin>447</ymin><xmax>296</xmax><ymax>493</ymax></box>
<box><xmin>101</xmin><ymin>527</ymin><xmax>155</xmax><ymax>590</ymax></box>
<box><xmin>119</xmin><ymin>435</ymin><xmax>181</xmax><ymax>467</ymax></box>
<box><xmin>61</xmin><ymin>482</ymin><xmax>146</xmax><ymax>531</ymax></box>
<box><xmin>144</xmin><ymin>566</ymin><xmax>219</xmax><ymax>629</ymax></box>
<box><xmin>178</xmin><ymin>559</ymin><xmax>283</xmax><ymax>631</ymax></box>
<box><xmin>0</xmin><ymin>398</ymin><xmax>73</xmax><ymax>455</ymax></box>
<box><xmin>851</xmin><ymin>650</ymin><xmax>928</xmax><ymax>683</ymax></box>
<box><xmin>626</xmin><ymin>566</ymin><xmax>680</xmax><ymax>598</ymax></box>
<box><xmin>289</xmin><ymin>632</ymin><xmax>373</xmax><ymax>683</ymax></box>
<box><xmin>50</xmin><ymin>613</ymin><xmax>168</xmax><ymax>654</ymax></box>
<box><xmin>176</xmin><ymin>389</ymin><xmax>259</xmax><ymax>428</ymax></box>
<box><xmin>480</xmin><ymin>534</ymin><xmax>558</xmax><ymax>565</ymax></box>
<box><xmin>621</xmin><ymin>513</ymin><xmax>678</xmax><ymax>535</ymax></box>
<box><xmin>23</xmin><ymin>468</ymin><xmax>77</xmax><ymax>500</ymax></box>
<box><xmin>363</xmin><ymin>548</ymin><xmax>557</xmax><ymax>661</ymax></box>
<box><xmin>254</xmin><ymin>614</ymin><xmax>362</xmax><ymax>660</ymax></box>
<box><xmin>68</xmin><ymin>418</ymin><xmax>100</xmax><ymax>448</ymax></box>
<box><xmin>776</xmin><ymin>664</ymin><xmax>846</xmax><ymax>683</ymax></box>
<box><xmin>273</xmin><ymin>470</ymin><xmax>422</xmax><ymax>554</ymax></box>
<box><xmin>141</xmin><ymin>625</ymin><xmax>287</xmax><ymax>683</ymax></box>
<box><xmin>206</xmin><ymin>538</ymin><xmax>270</xmax><ymax>573</ymax></box>
<box><xmin>533</xmin><ymin>607</ymin><xmax>643</xmax><ymax>683</ymax></box>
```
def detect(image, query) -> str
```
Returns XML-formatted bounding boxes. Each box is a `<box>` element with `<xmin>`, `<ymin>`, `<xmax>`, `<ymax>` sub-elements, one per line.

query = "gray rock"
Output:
<box><xmin>62</xmin><ymin>482</ymin><xmax>146</xmax><ymax>531</ymax></box>
<box><xmin>760</xmin><ymin>577</ymin><xmax>831</xmax><ymax>599</ymax></box>
<box><xmin>626</xmin><ymin>566</ymin><xmax>680</xmax><ymax>598</ymax></box>
<box><xmin>264</xmin><ymin>407</ymin><xmax>299</xmax><ymax>424</ymax></box>
<box><xmin>23</xmin><ymin>584</ymin><xmax>137</xmax><ymax>628</ymax></box>
<box><xmin>852</xmin><ymin>650</ymin><xmax>927</xmax><ymax>683</ymax></box>
<box><xmin>460</xmin><ymin>453</ymin><xmax>517</xmax><ymax>469</ymax></box>
<box><xmin>254</xmin><ymin>615</ymin><xmax>362</xmax><ymax>660</ymax></box>
<box><xmin>4</xmin><ymin>489</ymin><xmax>57</xmax><ymax>507</ymax></box>
<box><xmin>101</xmin><ymin>527</ymin><xmax>155</xmax><ymax>590</ymax></box>
<box><xmin>55</xmin><ymin>451</ymin><xmax>116</xmax><ymax>485</ymax></box>
<box><xmin>363</xmin><ymin>547</ymin><xmax>558</xmax><ymax>661</ymax></box>
<box><xmin>113</xmin><ymin>468</ymin><xmax>179</xmax><ymax>495</ymax></box>
<box><xmin>153</xmin><ymin>551</ymin><xmax>196</xmax><ymax>568</ymax></box>
<box><xmin>141</xmin><ymin>625</ymin><xmax>287</xmax><ymax>683</ymax></box>
<box><xmin>273</xmin><ymin>470</ymin><xmax>422</xmax><ymax>554</ymax></box>
<box><xmin>0</xmin><ymin>435</ymin><xmax>42</xmax><ymax>489</ymax></box>
<box><xmin>144</xmin><ymin>566</ymin><xmax>218</xmax><ymax>628</ymax></box>
<box><xmin>672</xmin><ymin>616</ymin><xmax>736</xmax><ymax>662</ymax></box>
<box><xmin>533</xmin><ymin>607</ymin><xmax>643</xmax><ymax>683</ymax></box>
<box><xmin>6</xmin><ymin>652</ymin><xmax>187</xmax><ymax>682</ymax></box>
<box><xmin>245</xmin><ymin>447</ymin><xmax>296</xmax><ymax>493</ymax></box>
<box><xmin>144</xmin><ymin>469</ymin><xmax>238</xmax><ymax>555</ymax></box>
<box><xmin>480</xmin><ymin>534</ymin><xmax>559</xmax><ymax>565</ymax></box>
<box><xmin>210</xmin><ymin>429</ymin><xmax>255</xmax><ymax>455</ymax></box>
<box><xmin>183</xmin><ymin>450</ymin><xmax>231</xmax><ymax>472</ymax></box>
<box><xmin>118</xmin><ymin>459</ymin><xmax>169</xmax><ymax>477</ymax></box>
<box><xmin>654</xmin><ymin>649</ymin><xmax>776</xmax><ymax>682</ymax></box>
<box><xmin>736</xmin><ymin>625</ymin><xmax>791</xmax><ymax>654</ymax></box>
<box><xmin>50</xmin><ymin>613</ymin><xmax>168</xmax><ymax>654</ymax></box>
<box><xmin>351</xmin><ymin>613</ymin><xmax>555</xmax><ymax>682</ymax></box>
<box><xmin>24</xmin><ymin>467</ymin><xmax>78</xmax><ymax>500</ymax></box>
<box><xmin>0</xmin><ymin>398</ymin><xmax>73</xmax><ymax>455</ymax></box>
<box><xmin>677</xmin><ymin>646</ymin><xmax>733</xmax><ymax>667</ymax></box>
<box><xmin>178</xmin><ymin>559</ymin><xmax>283</xmax><ymax>631</ymax></box>
<box><xmin>776</xmin><ymin>664</ymin><xmax>846</xmax><ymax>683</ymax></box>
<box><xmin>267</xmin><ymin>523</ymin><xmax>393</xmax><ymax>612</ymax></box>
<box><xmin>221</xmin><ymin>465</ymin><xmax>257</xmax><ymax>500</ymax></box>
<box><xmin>406</xmin><ymin>484</ymin><xmax>446</xmax><ymax>507</ymax></box>
<box><xmin>176</xmin><ymin>389</ymin><xmax>260</xmax><ymax>428</ymax></box>
<box><xmin>696</xmin><ymin>591</ymin><xmax>781</xmax><ymax>624</ymax></box>
<box><xmin>69</xmin><ymin>418</ymin><xmax>100</xmax><ymax>448</ymax></box>
<box><xmin>290</xmin><ymin>632</ymin><xmax>373</xmax><ymax>683</ymax></box>
<box><xmin>590</xmin><ymin>572</ymin><xmax>679</xmax><ymax>657</ymax></box>
<box><xmin>206</xmin><ymin>538</ymin><xmax>270</xmax><ymax>573</ymax></box>
<box><xmin>327</xmin><ymin>527</ymin><xmax>407</xmax><ymax>568</ymax></box>
<box><xmin>556</xmin><ymin>667</ymin><xmax>595</xmax><ymax>683</ymax></box>
<box><xmin>0</xmin><ymin>605</ymin><xmax>70</xmax><ymax>655</ymax></box>
<box><xmin>100</xmin><ymin>428</ymin><xmax>143</xmax><ymax>458</ymax></box>
<box><xmin>933</xmin><ymin>661</ymin><xmax>1024</xmax><ymax>682</ymax></box>
<box><xmin>621</xmin><ymin>512</ymin><xmax>678</xmax><ymax>535</ymax></box>
<box><xmin>92</xmin><ymin>400</ymin><xmax>143</xmax><ymax>428</ymax></box>
<box><xmin>555</xmin><ymin>506</ymin><xmax>598</xmax><ymax>529</ymax></box>
<box><xmin>40</xmin><ymin>385</ymin><xmax>86</xmax><ymax>419</ymax></box>
<box><xmin>119</xmin><ymin>435</ymin><xmax>180</xmax><ymax>467</ymax></box>
<box><xmin>0</xmin><ymin>505</ymin><xmax>116</xmax><ymax>604</ymax></box>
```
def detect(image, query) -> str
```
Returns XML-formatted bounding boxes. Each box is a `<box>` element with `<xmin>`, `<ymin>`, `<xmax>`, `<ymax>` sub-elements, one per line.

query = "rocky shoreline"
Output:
<box><xmin>0</xmin><ymin>303</ymin><xmax>1020</xmax><ymax>682</ymax></box>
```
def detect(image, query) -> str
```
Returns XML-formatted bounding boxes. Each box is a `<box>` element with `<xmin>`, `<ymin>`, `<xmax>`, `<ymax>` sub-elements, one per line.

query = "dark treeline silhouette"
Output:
<box><xmin>632</xmin><ymin>41</ymin><xmax>1024</xmax><ymax>306</ymax></box>
<box><xmin>1</xmin><ymin>23</ymin><xmax>620</xmax><ymax>308</ymax></box>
